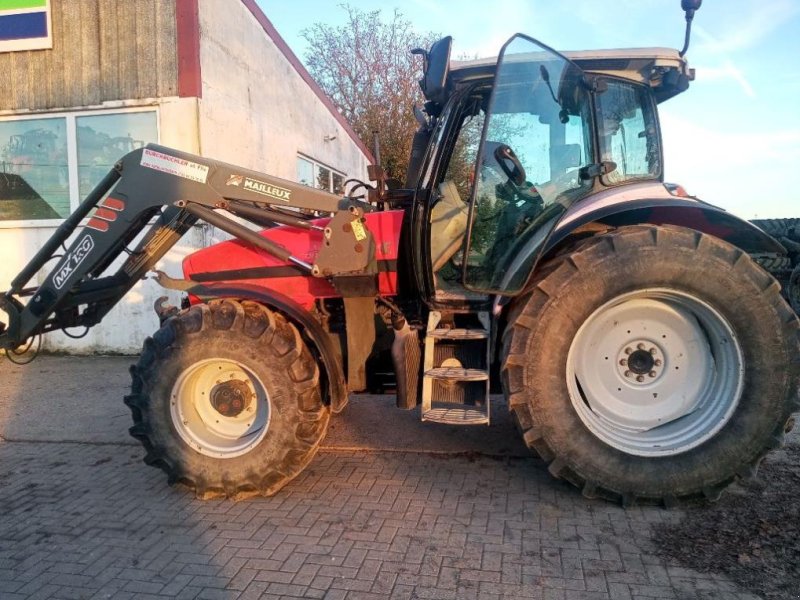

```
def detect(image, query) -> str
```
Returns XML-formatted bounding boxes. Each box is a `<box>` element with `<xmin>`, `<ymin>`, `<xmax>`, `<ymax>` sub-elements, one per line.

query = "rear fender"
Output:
<box><xmin>494</xmin><ymin>186</ymin><xmax>786</xmax><ymax>360</ymax></box>
<box><xmin>546</xmin><ymin>186</ymin><xmax>784</xmax><ymax>256</ymax></box>
<box><xmin>185</xmin><ymin>283</ymin><xmax>348</xmax><ymax>414</ymax></box>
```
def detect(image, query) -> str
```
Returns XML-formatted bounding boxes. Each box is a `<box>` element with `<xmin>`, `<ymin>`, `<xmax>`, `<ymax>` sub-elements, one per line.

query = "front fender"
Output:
<box><xmin>184</xmin><ymin>282</ymin><xmax>348</xmax><ymax>414</ymax></box>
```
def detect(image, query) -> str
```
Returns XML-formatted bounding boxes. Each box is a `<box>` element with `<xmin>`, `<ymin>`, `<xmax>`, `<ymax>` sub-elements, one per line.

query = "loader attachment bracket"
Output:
<box><xmin>313</xmin><ymin>206</ymin><xmax>376</xmax><ymax>277</ymax></box>
<box><xmin>0</xmin><ymin>295</ymin><xmax>22</xmax><ymax>348</ymax></box>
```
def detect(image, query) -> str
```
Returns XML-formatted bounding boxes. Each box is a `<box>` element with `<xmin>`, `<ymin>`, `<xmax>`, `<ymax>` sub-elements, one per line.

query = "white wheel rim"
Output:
<box><xmin>171</xmin><ymin>358</ymin><xmax>270</xmax><ymax>458</ymax></box>
<box><xmin>566</xmin><ymin>288</ymin><xmax>744</xmax><ymax>456</ymax></box>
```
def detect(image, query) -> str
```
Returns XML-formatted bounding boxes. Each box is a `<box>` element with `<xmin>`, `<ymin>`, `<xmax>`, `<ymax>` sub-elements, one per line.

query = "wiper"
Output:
<box><xmin>539</xmin><ymin>65</ymin><xmax>570</xmax><ymax>124</ymax></box>
<box><xmin>539</xmin><ymin>65</ymin><xmax>559</xmax><ymax>105</ymax></box>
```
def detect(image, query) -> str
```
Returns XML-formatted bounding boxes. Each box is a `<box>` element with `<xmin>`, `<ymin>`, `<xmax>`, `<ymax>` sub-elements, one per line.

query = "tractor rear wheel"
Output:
<box><xmin>125</xmin><ymin>299</ymin><xmax>329</xmax><ymax>499</ymax></box>
<box><xmin>502</xmin><ymin>225</ymin><xmax>800</xmax><ymax>505</ymax></box>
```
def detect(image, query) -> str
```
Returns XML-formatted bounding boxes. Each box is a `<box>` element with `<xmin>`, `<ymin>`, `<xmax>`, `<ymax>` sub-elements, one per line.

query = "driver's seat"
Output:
<box><xmin>430</xmin><ymin>180</ymin><xmax>469</xmax><ymax>272</ymax></box>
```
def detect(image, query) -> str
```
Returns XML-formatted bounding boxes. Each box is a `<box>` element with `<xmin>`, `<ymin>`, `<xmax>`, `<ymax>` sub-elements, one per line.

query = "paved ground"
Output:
<box><xmin>0</xmin><ymin>356</ymin><xmax>785</xmax><ymax>599</ymax></box>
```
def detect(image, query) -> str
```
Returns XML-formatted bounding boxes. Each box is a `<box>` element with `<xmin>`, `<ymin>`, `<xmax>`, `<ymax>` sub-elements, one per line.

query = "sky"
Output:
<box><xmin>260</xmin><ymin>0</ymin><xmax>800</xmax><ymax>219</ymax></box>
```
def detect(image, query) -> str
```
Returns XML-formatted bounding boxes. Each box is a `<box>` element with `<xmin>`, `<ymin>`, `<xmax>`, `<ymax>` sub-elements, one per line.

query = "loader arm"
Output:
<box><xmin>0</xmin><ymin>144</ymin><xmax>376</xmax><ymax>351</ymax></box>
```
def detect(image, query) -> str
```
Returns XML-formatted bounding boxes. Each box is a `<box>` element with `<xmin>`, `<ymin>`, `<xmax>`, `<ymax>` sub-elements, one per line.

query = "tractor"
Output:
<box><xmin>1</xmin><ymin>1</ymin><xmax>797</xmax><ymax>505</ymax></box>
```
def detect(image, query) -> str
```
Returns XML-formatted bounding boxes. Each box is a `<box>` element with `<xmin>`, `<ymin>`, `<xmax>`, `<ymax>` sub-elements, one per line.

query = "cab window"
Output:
<box><xmin>595</xmin><ymin>79</ymin><xmax>660</xmax><ymax>185</ymax></box>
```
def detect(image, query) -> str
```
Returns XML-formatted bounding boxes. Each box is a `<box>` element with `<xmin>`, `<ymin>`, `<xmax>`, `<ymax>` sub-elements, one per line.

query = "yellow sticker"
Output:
<box><xmin>351</xmin><ymin>219</ymin><xmax>367</xmax><ymax>241</ymax></box>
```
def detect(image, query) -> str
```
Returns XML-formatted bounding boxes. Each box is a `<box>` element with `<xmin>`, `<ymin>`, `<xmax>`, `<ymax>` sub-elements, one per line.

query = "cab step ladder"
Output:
<box><xmin>421</xmin><ymin>310</ymin><xmax>491</xmax><ymax>425</ymax></box>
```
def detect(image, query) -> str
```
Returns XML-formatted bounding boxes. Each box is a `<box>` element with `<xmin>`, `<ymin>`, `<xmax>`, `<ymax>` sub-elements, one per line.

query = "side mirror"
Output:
<box><xmin>412</xmin><ymin>36</ymin><xmax>452</xmax><ymax>106</ymax></box>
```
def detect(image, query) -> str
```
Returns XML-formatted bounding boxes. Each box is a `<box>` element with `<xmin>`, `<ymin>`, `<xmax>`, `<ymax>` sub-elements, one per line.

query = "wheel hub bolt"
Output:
<box><xmin>617</xmin><ymin>340</ymin><xmax>665</xmax><ymax>384</ymax></box>
<box><xmin>210</xmin><ymin>379</ymin><xmax>253</xmax><ymax>418</ymax></box>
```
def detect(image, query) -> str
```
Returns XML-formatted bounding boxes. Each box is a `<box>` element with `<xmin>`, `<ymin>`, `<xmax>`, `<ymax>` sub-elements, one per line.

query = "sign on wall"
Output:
<box><xmin>0</xmin><ymin>0</ymin><xmax>52</xmax><ymax>52</ymax></box>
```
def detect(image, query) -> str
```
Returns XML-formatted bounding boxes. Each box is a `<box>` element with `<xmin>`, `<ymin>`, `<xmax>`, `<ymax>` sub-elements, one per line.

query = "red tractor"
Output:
<box><xmin>2</xmin><ymin>3</ymin><xmax>797</xmax><ymax>505</ymax></box>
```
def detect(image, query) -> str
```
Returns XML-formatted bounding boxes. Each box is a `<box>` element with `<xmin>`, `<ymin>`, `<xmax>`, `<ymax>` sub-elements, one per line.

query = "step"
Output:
<box><xmin>424</xmin><ymin>367</ymin><xmax>489</xmax><ymax>382</ymax></box>
<box><xmin>422</xmin><ymin>407</ymin><xmax>490</xmax><ymax>425</ymax></box>
<box><xmin>428</xmin><ymin>328</ymin><xmax>489</xmax><ymax>340</ymax></box>
<box><xmin>433</xmin><ymin>288</ymin><xmax>490</xmax><ymax>303</ymax></box>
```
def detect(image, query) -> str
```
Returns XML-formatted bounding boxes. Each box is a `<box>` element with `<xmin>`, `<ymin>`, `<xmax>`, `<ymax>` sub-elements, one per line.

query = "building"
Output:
<box><xmin>0</xmin><ymin>0</ymin><xmax>372</xmax><ymax>353</ymax></box>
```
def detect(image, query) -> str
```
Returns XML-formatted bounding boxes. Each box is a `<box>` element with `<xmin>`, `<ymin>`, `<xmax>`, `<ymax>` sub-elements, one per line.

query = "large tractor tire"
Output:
<box><xmin>502</xmin><ymin>225</ymin><xmax>800</xmax><ymax>506</ymax></box>
<box><xmin>125</xmin><ymin>299</ymin><xmax>329</xmax><ymax>499</ymax></box>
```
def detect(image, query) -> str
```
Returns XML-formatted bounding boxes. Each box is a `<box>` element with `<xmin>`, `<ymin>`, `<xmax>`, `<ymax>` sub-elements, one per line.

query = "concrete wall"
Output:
<box><xmin>0</xmin><ymin>96</ymin><xmax>203</xmax><ymax>354</ymax></box>
<box><xmin>0</xmin><ymin>0</ymin><xmax>178</xmax><ymax>112</ymax></box>
<box><xmin>196</xmin><ymin>0</ymin><xmax>370</xmax><ymax>181</ymax></box>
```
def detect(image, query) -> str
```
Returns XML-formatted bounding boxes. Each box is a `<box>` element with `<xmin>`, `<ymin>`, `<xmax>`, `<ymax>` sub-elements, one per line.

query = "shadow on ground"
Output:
<box><xmin>0</xmin><ymin>356</ymin><xmax>793</xmax><ymax>599</ymax></box>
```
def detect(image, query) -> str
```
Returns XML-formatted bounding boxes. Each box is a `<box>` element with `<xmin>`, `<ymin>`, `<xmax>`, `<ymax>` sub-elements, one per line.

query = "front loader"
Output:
<box><xmin>1</xmin><ymin>1</ymin><xmax>798</xmax><ymax>505</ymax></box>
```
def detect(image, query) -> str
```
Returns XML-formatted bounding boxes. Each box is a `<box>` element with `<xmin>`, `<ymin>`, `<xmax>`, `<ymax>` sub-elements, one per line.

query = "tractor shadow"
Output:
<box><xmin>323</xmin><ymin>393</ymin><xmax>531</xmax><ymax>458</ymax></box>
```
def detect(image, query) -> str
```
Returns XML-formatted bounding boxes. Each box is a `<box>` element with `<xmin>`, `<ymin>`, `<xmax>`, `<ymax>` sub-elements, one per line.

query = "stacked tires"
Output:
<box><xmin>751</xmin><ymin>218</ymin><xmax>800</xmax><ymax>313</ymax></box>
<box><xmin>750</xmin><ymin>218</ymin><xmax>800</xmax><ymax>243</ymax></box>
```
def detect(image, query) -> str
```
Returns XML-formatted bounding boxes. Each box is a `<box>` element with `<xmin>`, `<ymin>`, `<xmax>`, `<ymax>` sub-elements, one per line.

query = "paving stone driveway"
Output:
<box><xmin>0</xmin><ymin>357</ymin><xmax>769</xmax><ymax>599</ymax></box>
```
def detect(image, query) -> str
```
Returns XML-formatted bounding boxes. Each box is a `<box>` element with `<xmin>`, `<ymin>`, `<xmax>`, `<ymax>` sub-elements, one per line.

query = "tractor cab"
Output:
<box><xmin>409</xmin><ymin>35</ymin><xmax>694</xmax><ymax>304</ymax></box>
<box><xmin>396</xmin><ymin>34</ymin><xmax>701</xmax><ymax>425</ymax></box>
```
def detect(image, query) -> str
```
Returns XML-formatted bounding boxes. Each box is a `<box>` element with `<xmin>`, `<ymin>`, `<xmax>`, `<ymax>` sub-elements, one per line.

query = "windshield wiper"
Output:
<box><xmin>539</xmin><ymin>65</ymin><xmax>570</xmax><ymax>124</ymax></box>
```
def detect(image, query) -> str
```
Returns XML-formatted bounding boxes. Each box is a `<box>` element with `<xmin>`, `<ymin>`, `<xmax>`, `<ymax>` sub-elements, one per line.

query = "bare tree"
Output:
<box><xmin>302</xmin><ymin>6</ymin><xmax>438</xmax><ymax>181</ymax></box>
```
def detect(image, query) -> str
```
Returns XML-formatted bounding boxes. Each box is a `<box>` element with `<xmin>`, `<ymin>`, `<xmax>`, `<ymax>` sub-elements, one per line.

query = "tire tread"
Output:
<box><xmin>502</xmin><ymin>224</ymin><xmax>800</xmax><ymax>506</ymax></box>
<box><xmin>126</xmin><ymin>300</ymin><xmax>327</xmax><ymax>500</ymax></box>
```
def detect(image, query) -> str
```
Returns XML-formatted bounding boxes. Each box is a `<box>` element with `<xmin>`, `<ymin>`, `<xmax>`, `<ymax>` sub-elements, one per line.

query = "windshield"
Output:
<box><xmin>463</xmin><ymin>35</ymin><xmax>594</xmax><ymax>293</ymax></box>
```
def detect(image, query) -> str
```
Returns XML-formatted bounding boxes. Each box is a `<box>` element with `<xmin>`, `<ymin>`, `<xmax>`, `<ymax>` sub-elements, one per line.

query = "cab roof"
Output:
<box><xmin>449</xmin><ymin>47</ymin><xmax>693</xmax><ymax>104</ymax></box>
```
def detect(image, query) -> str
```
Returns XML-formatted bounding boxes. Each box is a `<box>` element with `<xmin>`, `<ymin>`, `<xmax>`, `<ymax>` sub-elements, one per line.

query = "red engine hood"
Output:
<box><xmin>183</xmin><ymin>209</ymin><xmax>404</xmax><ymax>310</ymax></box>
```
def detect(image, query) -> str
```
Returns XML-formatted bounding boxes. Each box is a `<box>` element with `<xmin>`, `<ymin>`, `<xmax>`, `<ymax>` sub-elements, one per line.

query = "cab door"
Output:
<box><xmin>461</xmin><ymin>35</ymin><xmax>595</xmax><ymax>295</ymax></box>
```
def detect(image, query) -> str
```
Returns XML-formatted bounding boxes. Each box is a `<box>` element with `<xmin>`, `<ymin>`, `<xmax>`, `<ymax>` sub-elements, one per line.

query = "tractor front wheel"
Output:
<box><xmin>125</xmin><ymin>299</ymin><xmax>329</xmax><ymax>499</ymax></box>
<box><xmin>502</xmin><ymin>225</ymin><xmax>800</xmax><ymax>505</ymax></box>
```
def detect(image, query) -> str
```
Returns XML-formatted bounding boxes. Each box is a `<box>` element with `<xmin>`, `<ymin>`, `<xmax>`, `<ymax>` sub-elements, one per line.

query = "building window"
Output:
<box><xmin>297</xmin><ymin>156</ymin><xmax>314</xmax><ymax>187</ymax></box>
<box><xmin>0</xmin><ymin>108</ymin><xmax>157</xmax><ymax>224</ymax></box>
<box><xmin>296</xmin><ymin>155</ymin><xmax>345</xmax><ymax>195</ymax></box>
<box><xmin>332</xmin><ymin>172</ymin><xmax>344</xmax><ymax>195</ymax></box>
<box><xmin>316</xmin><ymin>165</ymin><xmax>331</xmax><ymax>191</ymax></box>
<box><xmin>76</xmin><ymin>112</ymin><xmax>153</xmax><ymax>198</ymax></box>
<box><xmin>0</xmin><ymin>117</ymin><xmax>69</xmax><ymax>220</ymax></box>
